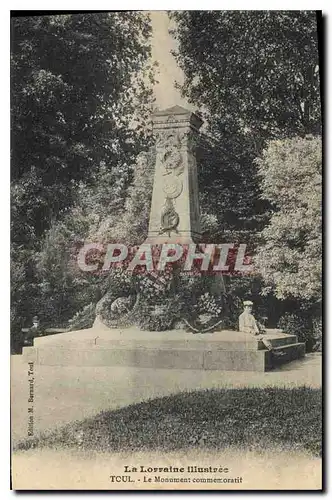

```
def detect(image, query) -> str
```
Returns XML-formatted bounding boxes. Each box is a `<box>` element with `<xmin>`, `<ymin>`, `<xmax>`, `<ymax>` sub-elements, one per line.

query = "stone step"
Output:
<box><xmin>275</xmin><ymin>342</ymin><xmax>305</xmax><ymax>355</ymax></box>
<box><xmin>265</xmin><ymin>342</ymin><xmax>306</xmax><ymax>370</ymax></box>
<box><xmin>257</xmin><ymin>335</ymin><xmax>298</xmax><ymax>349</ymax></box>
<box><xmin>275</xmin><ymin>342</ymin><xmax>306</xmax><ymax>360</ymax></box>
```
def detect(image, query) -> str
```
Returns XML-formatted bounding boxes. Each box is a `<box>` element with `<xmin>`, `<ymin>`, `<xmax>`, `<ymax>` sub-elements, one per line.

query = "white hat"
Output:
<box><xmin>243</xmin><ymin>300</ymin><xmax>253</xmax><ymax>306</ymax></box>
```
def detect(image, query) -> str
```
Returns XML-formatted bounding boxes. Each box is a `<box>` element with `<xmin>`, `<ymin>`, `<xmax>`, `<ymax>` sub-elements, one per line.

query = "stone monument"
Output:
<box><xmin>22</xmin><ymin>106</ymin><xmax>306</xmax><ymax>372</ymax></box>
<box><xmin>146</xmin><ymin>106</ymin><xmax>202</xmax><ymax>244</ymax></box>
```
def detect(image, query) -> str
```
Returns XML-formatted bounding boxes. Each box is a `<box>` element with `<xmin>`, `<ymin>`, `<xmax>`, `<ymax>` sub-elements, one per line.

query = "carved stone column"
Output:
<box><xmin>145</xmin><ymin>105</ymin><xmax>203</xmax><ymax>244</ymax></box>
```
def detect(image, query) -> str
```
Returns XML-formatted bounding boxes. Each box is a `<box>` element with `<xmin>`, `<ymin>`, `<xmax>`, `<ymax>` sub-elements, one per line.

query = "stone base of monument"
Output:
<box><xmin>22</xmin><ymin>327</ymin><xmax>305</xmax><ymax>372</ymax></box>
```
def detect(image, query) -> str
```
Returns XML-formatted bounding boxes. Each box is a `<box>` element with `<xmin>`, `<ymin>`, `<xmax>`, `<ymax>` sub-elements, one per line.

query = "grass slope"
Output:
<box><xmin>15</xmin><ymin>387</ymin><xmax>322</xmax><ymax>456</ymax></box>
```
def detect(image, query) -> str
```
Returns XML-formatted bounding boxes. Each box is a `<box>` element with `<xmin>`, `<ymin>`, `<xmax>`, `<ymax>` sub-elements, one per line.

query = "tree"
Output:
<box><xmin>255</xmin><ymin>135</ymin><xmax>322</xmax><ymax>306</ymax></box>
<box><xmin>11</xmin><ymin>12</ymin><xmax>154</xmax><ymax>241</ymax></box>
<box><xmin>172</xmin><ymin>11</ymin><xmax>320</xmax><ymax>139</ymax></box>
<box><xmin>171</xmin><ymin>11</ymin><xmax>321</xmax><ymax>240</ymax></box>
<box><xmin>33</xmin><ymin>149</ymin><xmax>156</xmax><ymax>328</ymax></box>
<box><xmin>11</xmin><ymin>12</ymin><xmax>154</xmax><ymax>344</ymax></box>
<box><xmin>91</xmin><ymin>150</ymin><xmax>156</xmax><ymax>245</ymax></box>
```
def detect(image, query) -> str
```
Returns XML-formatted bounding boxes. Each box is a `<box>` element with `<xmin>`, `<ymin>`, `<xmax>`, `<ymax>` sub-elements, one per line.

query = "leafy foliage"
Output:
<box><xmin>255</xmin><ymin>136</ymin><xmax>322</xmax><ymax>304</ymax></box>
<box><xmin>171</xmin><ymin>11</ymin><xmax>321</xmax><ymax>241</ymax></box>
<box><xmin>172</xmin><ymin>11</ymin><xmax>320</xmax><ymax>138</ymax></box>
<box><xmin>278</xmin><ymin>312</ymin><xmax>319</xmax><ymax>352</ymax></box>
<box><xmin>170</xmin><ymin>11</ymin><xmax>322</xmax><ymax>335</ymax></box>
<box><xmin>11</xmin><ymin>12</ymin><xmax>153</xmax><ymax>239</ymax></box>
<box><xmin>11</xmin><ymin>13</ymin><xmax>154</xmax><ymax>347</ymax></box>
<box><xmin>34</xmin><ymin>148</ymin><xmax>157</xmax><ymax>331</ymax></box>
<box><xmin>133</xmin><ymin>296</ymin><xmax>181</xmax><ymax>331</ymax></box>
<box><xmin>93</xmin><ymin>150</ymin><xmax>155</xmax><ymax>245</ymax></box>
<box><xmin>195</xmin><ymin>292</ymin><xmax>223</xmax><ymax>317</ymax></box>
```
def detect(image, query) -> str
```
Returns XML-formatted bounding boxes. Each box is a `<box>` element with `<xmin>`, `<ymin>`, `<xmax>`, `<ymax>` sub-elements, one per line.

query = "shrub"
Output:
<box><xmin>277</xmin><ymin>312</ymin><xmax>318</xmax><ymax>352</ymax></box>
<box><xmin>256</xmin><ymin>136</ymin><xmax>322</xmax><ymax>304</ymax></box>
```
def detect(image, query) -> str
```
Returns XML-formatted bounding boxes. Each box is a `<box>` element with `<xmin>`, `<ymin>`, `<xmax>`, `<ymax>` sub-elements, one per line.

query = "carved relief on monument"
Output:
<box><xmin>159</xmin><ymin>197</ymin><xmax>180</xmax><ymax>237</ymax></box>
<box><xmin>155</xmin><ymin>129</ymin><xmax>185</xmax><ymax>149</ymax></box>
<box><xmin>154</xmin><ymin>130</ymin><xmax>187</xmax><ymax>238</ymax></box>
<box><xmin>146</xmin><ymin>107</ymin><xmax>203</xmax><ymax>243</ymax></box>
<box><xmin>162</xmin><ymin>175</ymin><xmax>183</xmax><ymax>199</ymax></box>
<box><xmin>156</xmin><ymin>129</ymin><xmax>195</xmax><ymax>199</ymax></box>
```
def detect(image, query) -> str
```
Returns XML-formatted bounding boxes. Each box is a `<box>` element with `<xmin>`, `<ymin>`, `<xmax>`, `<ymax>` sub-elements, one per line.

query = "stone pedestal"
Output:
<box><xmin>23</xmin><ymin>328</ymin><xmax>305</xmax><ymax>372</ymax></box>
<box><xmin>145</xmin><ymin>105</ymin><xmax>203</xmax><ymax>244</ymax></box>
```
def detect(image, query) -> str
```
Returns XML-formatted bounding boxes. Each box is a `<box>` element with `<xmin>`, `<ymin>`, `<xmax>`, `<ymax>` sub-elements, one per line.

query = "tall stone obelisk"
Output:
<box><xmin>146</xmin><ymin>105</ymin><xmax>203</xmax><ymax>244</ymax></box>
<box><xmin>146</xmin><ymin>13</ymin><xmax>202</xmax><ymax>244</ymax></box>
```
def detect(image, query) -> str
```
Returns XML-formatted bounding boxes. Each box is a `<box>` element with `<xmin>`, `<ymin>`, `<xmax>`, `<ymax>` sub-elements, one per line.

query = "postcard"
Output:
<box><xmin>11</xmin><ymin>10</ymin><xmax>322</xmax><ymax>490</ymax></box>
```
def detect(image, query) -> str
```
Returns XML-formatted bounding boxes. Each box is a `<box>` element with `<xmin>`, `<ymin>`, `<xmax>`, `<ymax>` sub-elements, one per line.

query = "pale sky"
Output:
<box><xmin>150</xmin><ymin>11</ymin><xmax>195</xmax><ymax>111</ymax></box>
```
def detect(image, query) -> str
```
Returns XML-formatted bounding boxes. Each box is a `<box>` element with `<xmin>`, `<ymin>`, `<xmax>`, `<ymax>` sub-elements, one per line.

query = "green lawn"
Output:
<box><xmin>15</xmin><ymin>387</ymin><xmax>322</xmax><ymax>457</ymax></box>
